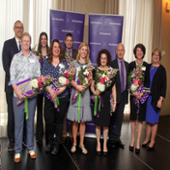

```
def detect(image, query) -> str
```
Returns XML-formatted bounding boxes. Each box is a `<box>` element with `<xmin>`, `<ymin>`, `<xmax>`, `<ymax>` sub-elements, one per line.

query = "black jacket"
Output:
<box><xmin>111</xmin><ymin>58</ymin><xmax>129</xmax><ymax>104</ymax></box>
<box><xmin>148</xmin><ymin>64</ymin><xmax>167</xmax><ymax>112</ymax></box>
<box><xmin>2</xmin><ymin>37</ymin><xmax>19</xmax><ymax>93</ymax></box>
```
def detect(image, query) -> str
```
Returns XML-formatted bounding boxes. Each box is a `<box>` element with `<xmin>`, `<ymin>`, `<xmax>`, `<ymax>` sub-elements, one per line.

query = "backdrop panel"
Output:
<box><xmin>50</xmin><ymin>9</ymin><xmax>85</xmax><ymax>50</ymax></box>
<box><xmin>89</xmin><ymin>14</ymin><xmax>124</xmax><ymax>65</ymax></box>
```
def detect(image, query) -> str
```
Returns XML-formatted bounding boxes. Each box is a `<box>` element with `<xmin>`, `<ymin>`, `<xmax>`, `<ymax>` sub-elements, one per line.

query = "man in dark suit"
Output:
<box><xmin>109</xmin><ymin>43</ymin><xmax>129</xmax><ymax>148</ymax></box>
<box><xmin>2</xmin><ymin>20</ymin><xmax>26</xmax><ymax>151</ymax></box>
<box><xmin>62</xmin><ymin>33</ymin><xmax>78</xmax><ymax>143</ymax></box>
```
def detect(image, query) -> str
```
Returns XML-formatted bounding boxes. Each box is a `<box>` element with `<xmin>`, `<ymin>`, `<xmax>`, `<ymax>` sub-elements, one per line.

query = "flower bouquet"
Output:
<box><xmin>128</xmin><ymin>66</ymin><xmax>149</xmax><ymax>113</ymax></box>
<box><xmin>91</xmin><ymin>68</ymin><xmax>118</xmax><ymax>117</ymax></box>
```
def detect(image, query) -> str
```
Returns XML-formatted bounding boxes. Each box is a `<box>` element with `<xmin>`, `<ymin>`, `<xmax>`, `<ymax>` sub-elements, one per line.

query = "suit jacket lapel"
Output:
<box><xmin>12</xmin><ymin>37</ymin><xmax>19</xmax><ymax>53</ymax></box>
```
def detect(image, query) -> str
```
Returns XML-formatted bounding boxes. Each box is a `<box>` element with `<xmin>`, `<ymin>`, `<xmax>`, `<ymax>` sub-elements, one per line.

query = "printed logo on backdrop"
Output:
<box><xmin>89</xmin><ymin>14</ymin><xmax>124</xmax><ymax>64</ymax></box>
<box><xmin>50</xmin><ymin>9</ymin><xmax>85</xmax><ymax>50</ymax></box>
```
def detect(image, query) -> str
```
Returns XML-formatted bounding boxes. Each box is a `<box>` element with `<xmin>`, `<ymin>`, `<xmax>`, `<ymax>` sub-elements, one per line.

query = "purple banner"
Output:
<box><xmin>89</xmin><ymin>14</ymin><xmax>124</xmax><ymax>65</ymax></box>
<box><xmin>50</xmin><ymin>9</ymin><xmax>85</xmax><ymax>50</ymax></box>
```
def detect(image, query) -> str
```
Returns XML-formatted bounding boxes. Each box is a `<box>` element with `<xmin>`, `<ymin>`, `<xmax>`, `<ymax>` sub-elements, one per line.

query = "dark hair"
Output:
<box><xmin>133</xmin><ymin>43</ymin><xmax>146</xmax><ymax>59</ymax></box>
<box><xmin>14</xmin><ymin>20</ymin><xmax>23</xmax><ymax>28</ymax></box>
<box><xmin>48</xmin><ymin>39</ymin><xmax>64</xmax><ymax>63</ymax></box>
<box><xmin>65</xmin><ymin>33</ymin><xmax>73</xmax><ymax>40</ymax></box>
<box><xmin>152</xmin><ymin>48</ymin><xmax>162</xmax><ymax>60</ymax></box>
<box><xmin>37</xmin><ymin>32</ymin><xmax>49</xmax><ymax>54</ymax></box>
<box><xmin>97</xmin><ymin>49</ymin><xmax>112</xmax><ymax>67</ymax></box>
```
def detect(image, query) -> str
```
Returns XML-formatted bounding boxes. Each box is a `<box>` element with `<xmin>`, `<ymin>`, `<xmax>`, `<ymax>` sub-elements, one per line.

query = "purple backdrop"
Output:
<box><xmin>89</xmin><ymin>14</ymin><xmax>124</xmax><ymax>65</ymax></box>
<box><xmin>50</xmin><ymin>9</ymin><xmax>85</xmax><ymax>50</ymax></box>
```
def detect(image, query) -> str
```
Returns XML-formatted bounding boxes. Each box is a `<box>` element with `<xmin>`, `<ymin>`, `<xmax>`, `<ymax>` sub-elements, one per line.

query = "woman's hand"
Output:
<box><xmin>94</xmin><ymin>90</ymin><xmax>101</xmax><ymax>96</ymax></box>
<box><xmin>76</xmin><ymin>85</ymin><xmax>85</xmax><ymax>93</ymax></box>
<box><xmin>157</xmin><ymin>99</ymin><xmax>163</xmax><ymax>108</ymax></box>
<box><xmin>49</xmin><ymin>89</ymin><xmax>57</xmax><ymax>100</ymax></box>
<box><xmin>25</xmin><ymin>91</ymin><xmax>37</xmax><ymax>98</ymax></box>
<box><xmin>57</xmin><ymin>86</ymin><xmax>66</xmax><ymax>95</ymax></box>
<box><xmin>112</xmin><ymin>103</ymin><xmax>116</xmax><ymax>112</ymax></box>
<box><xmin>138</xmin><ymin>92</ymin><xmax>144</xmax><ymax>100</ymax></box>
<box><xmin>133</xmin><ymin>91</ymin><xmax>139</xmax><ymax>99</ymax></box>
<box><xmin>16</xmin><ymin>91</ymin><xmax>24</xmax><ymax>100</ymax></box>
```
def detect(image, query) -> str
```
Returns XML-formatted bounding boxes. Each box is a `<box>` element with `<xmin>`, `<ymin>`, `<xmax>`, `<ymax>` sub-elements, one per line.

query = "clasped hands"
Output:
<box><xmin>76</xmin><ymin>85</ymin><xmax>86</xmax><ymax>93</ymax></box>
<box><xmin>49</xmin><ymin>87</ymin><xmax>66</xmax><ymax>100</ymax></box>
<box><xmin>133</xmin><ymin>91</ymin><xmax>144</xmax><ymax>100</ymax></box>
<box><xmin>17</xmin><ymin>90</ymin><xmax>37</xmax><ymax>100</ymax></box>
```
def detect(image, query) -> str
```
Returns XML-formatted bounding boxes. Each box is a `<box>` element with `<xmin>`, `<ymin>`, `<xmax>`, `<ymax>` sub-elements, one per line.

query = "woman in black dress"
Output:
<box><xmin>91</xmin><ymin>49</ymin><xmax>116</xmax><ymax>155</ymax></box>
<box><xmin>36</xmin><ymin>32</ymin><xmax>49</xmax><ymax>144</ymax></box>
<box><xmin>129</xmin><ymin>44</ymin><xmax>149</xmax><ymax>154</ymax></box>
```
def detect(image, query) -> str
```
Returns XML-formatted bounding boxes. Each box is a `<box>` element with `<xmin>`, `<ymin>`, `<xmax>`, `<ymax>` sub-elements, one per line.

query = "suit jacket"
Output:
<box><xmin>111</xmin><ymin>58</ymin><xmax>129</xmax><ymax>104</ymax></box>
<box><xmin>63</xmin><ymin>48</ymin><xmax>78</xmax><ymax>60</ymax></box>
<box><xmin>2</xmin><ymin>37</ymin><xmax>19</xmax><ymax>93</ymax></box>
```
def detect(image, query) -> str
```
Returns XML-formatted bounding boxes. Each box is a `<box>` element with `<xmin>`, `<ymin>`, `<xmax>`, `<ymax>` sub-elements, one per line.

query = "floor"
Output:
<box><xmin>1</xmin><ymin>115</ymin><xmax>170</xmax><ymax>170</ymax></box>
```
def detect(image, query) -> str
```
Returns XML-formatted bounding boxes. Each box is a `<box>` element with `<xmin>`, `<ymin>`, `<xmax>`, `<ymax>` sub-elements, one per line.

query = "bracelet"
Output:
<box><xmin>84</xmin><ymin>85</ymin><xmax>86</xmax><ymax>89</ymax></box>
<box><xmin>160</xmin><ymin>98</ymin><xmax>163</xmax><ymax>101</ymax></box>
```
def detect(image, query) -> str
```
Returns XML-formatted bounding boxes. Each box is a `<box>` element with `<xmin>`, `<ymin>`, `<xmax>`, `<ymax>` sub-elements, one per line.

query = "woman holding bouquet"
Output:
<box><xmin>91</xmin><ymin>49</ymin><xmax>117</xmax><ymax>156</ymax></box>
<box><xmin>9</xmin><ymin>32</ymin><xmax>40</xmax><ymax>162</ymax></box>
<box><xmin>42</xmin><ymin>39</ymin><xmax>69</xmax><ymax>155</ymax></box>
<box><xmin>129</xmin><ymin>44</ymin><xmax>149</xmax><ymax>154</ymax></box>
<box><xmin>36</xmin><ymin>32</ymin><xmax>49</xmax><ymax>145</ymax></box>
<box><xmin>142</xmin><ymin>49</ymin><xmax>166</xmax><ymax>150</ymax></box>
<box><xmin>67</xmin><ymin>42</ymin><xmax>92</xmax><ymax>154</ymax></box>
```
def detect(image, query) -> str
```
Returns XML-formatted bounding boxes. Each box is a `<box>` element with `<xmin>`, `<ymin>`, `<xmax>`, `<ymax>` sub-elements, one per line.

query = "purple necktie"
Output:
<box><xmin>120</xmin><ymin>61</ymin><xmax>124</xmax><ymax>93</ymax></box>
<box><xmin>19</xmin><ymin>41</ymin><xmax>21</xmax><ymax>51</ymax></box>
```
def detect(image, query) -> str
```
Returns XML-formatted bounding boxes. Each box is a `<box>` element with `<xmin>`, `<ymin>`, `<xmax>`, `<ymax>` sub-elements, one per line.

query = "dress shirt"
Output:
<box><xmin>117</xmin><ymin>58</ymin><xmax>126</xmax><ymax>92</ymax></box>
<box><xmin>66</xmin><ymin>48</ymin><xmax>72</xmax><ymax>59</ymax></box>
<box><xmin>42</xmin><ymin>59</ymin><xmax>69</xmax><ymax>99</ymax></box>
<box><xmin>9</xmin><ymin>51</ymin><xmax>41</xmax><ymax>96</ymax></box>
<box><xmin>15</xmin><ymin>37</ymin><xmax>21</xmax><ymax>51</ymax></box>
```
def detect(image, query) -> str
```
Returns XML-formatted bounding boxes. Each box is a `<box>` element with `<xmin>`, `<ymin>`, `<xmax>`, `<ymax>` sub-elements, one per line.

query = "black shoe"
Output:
<box><xmin>142</xmin><ymin>140</ymin><xmax>150</xmax><ymax>148</ymax></box>
<box><xmin>135</xmin><ymin>148</ymin><xmax>140</xmax><ymax>154</ymax></box>
<box><xmin>22</xmin><ymin>140</ymin><xmax>27</xmax><ymax>147</ymax></box>
<box><xmin>147</xmin><ymin>143</ymin><xmax>155</xmax><ymax>151</ymax></box>
<box><xmin>116</xmin><ymin>139</ymin><xmax>125</xmax><ymax>149</ymax></box>
<box><xmin>103</xmin><ymin>151</ymin><xmax>108</xmax><ymax>156</ymax></box>
<box><xmin>129</xmin><ymin>145</ymin><xmax>134</xmax><ymax>152</ymax></box>
<box><xmin>8</xmin><ymin>142</ymin><xmax>14</xmax><ymax>151</ymax></box>
<box><xmin>96</xmin><ymin>151</ymin><xmax>101</xmax><ymax>156</ymax></box>
<box><xmin>109</xmin><ymin>140</ymin><xmax>115</xmax><ymax>148</ymax></box>
<box><xmin>45</xmin><ymin>144</ymin><xmax>52</xmax><ymax>152</ymax></box>
<box><xmin>37</xmin><ymin>140</ymin><xmax>43</xmax><ymax>145</ymax></box>
<box><xmin>51</xmin><ymin>146</ymin><xmax>59</xmax><ymax>155</ymax></box>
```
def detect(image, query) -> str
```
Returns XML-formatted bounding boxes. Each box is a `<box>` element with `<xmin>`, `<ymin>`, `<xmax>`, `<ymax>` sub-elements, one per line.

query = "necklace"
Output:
<box><xmin>136</xmin><ymin>60</ymin><xmax>143</xmax><ymax>66</ymax></box>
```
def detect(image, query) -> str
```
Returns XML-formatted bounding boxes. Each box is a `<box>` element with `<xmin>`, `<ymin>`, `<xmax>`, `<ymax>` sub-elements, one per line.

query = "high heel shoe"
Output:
<box><xmin>142</xmin><ymin>140</ymin><xmax>150</xmax><ymax>148</ymax></box>
<box><xmin>135</xmin><ymin>147</ymin><xmax>140</xmax><ymax>154</ymax></box>
<box><xmin>147</xmin><ymin>143</ymin><xmax>155</xmax><ymax>151</ymax></box>
<box><xmin>96</xmin><ymin>151</ymin><xmax>101</xmax><ymax>156</ymax></box>
<box><xmin>129</xmin><ymin>145</ymin><xmax>134</xmax><ymax>152</ymax></box>
<box><xmin>103</xmin><ymin>151</ymin><xmax>108</xmax><ymax>156</ymax></box>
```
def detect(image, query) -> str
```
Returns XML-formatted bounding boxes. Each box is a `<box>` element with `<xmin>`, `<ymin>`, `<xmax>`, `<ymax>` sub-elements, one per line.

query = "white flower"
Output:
<box><xmin>130</xmin><ymin>83</ymin><xmax>139</xmax><ymax>92</ymax></box>
<box><xmin>58</xmin><ymin>76</ymin><xmax>67</xmax><ymax>85</ymax></box>
<box><xmin>96</xmin><ymin>82</ymin><xmax>105</xmax><ymax>92</ymax></box>
<box><xmin>83</xmin><ymin>77</ymin><xmax>88</xmax><ymax>85</ymax></box>
<box><xmin>83</xmin><ymin>69</ymin><xmax>89</xmax><ymax>76</ymax></box>
<box><xmin>59</xmin><ymin>63</ymin><xmax>65</xmax><ymax>73</ymax></box>
<box><xmin>31</xmin><ymin>79</ymin><xmax>38</xmax><ymax>88</ymax></box>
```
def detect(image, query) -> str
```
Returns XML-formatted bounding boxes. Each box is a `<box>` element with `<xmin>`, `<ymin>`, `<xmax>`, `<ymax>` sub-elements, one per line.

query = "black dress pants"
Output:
<box><xmin>44</xmin><ymin>95</ymin><xmax>69</xmax><ymax>146</ymax></box>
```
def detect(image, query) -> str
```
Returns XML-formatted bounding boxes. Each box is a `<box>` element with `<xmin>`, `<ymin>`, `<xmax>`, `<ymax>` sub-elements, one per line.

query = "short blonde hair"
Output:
<box><xmin>76</xmin><ymin>42</ymin><xmax>90</xmax><ymax>63</ymax></box>
<box><xmin>21</xmin><ymin>32</ymin><xmax>31</xmax><ymax>43</ymax></box>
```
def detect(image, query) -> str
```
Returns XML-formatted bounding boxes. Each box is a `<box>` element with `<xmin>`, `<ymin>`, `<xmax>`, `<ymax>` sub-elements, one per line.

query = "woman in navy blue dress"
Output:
<box><xmin>36</xmin><ymin>32</ymin><xmax>49</xmax><ymax>144</ymax></box>
<box><xmin>142</xmin><ymin>48</ymin><xmax>167</xmax><ymax>150</ymax></box>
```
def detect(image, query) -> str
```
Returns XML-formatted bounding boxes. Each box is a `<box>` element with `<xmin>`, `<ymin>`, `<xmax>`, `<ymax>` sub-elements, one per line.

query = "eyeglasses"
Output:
<box><xmin>15</xmin><ymin>26</ymin><xmax>24</xmax><ymax>30</ymax></box>
<box><xmin>100</xmin><ymin>57</ymin><xmax>107</xmax><ymax>60</ymax></box>
<box><xmin>153</xmin><ymin>54</ymin><xmax>159</xmax><ymax>57</ymax></box>
<box><xmin>22</xmin><ymin>40</ymin><xmax>30</xmax><ymax>43</ymax></box>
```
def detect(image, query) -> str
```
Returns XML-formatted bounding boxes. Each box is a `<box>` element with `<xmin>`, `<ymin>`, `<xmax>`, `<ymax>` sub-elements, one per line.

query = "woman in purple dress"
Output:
<box><xmin>142</xmin><ymin>48</ymin><xmax>167</xmax><ymax>150</ymax></box>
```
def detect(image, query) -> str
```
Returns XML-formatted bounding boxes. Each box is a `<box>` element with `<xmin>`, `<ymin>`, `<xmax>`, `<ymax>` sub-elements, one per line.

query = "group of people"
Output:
<box><xmin>2</xmin><ymin>20</ymin><xmax>167</xmax><ymax>163</ymax></box>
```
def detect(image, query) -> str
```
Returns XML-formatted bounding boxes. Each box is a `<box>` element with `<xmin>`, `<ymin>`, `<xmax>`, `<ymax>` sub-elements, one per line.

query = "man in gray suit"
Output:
<box><xmin>109</xmin><ymin>43</ymin><xmax>129</xmax><ymax>148</ymax></box>
<box><xmin>2</xmin><ymin>20</ymin><xmax>26</xmax><ymax>151</ymax></box>
<box><xmin>62</xmin><ymin>33</ymin><xmax>78</xmax><ymax>143</ymax></box>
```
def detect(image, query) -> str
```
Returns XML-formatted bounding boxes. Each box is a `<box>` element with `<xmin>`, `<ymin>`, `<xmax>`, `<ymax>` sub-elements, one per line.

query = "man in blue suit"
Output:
<box><xmin>109</xmin><ymin>43</ymin><xmax>129</xmax><ymax>148</ymax></box>
<box><xmin>2</xmin><ymin>20</ymin><xmax>26</xmax><ymax>151</ymax></box>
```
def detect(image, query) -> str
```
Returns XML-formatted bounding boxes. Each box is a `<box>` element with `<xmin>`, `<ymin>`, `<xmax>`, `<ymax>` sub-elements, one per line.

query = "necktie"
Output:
<box><xmin>121</xmin><ymin>61</ymin><xmax>124</xmax><ymax>93</ymax></box>
<box><xmin>19</xmin><ymin>41</ymin><xmax>21</xmax><ymax>51</ymax></box>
